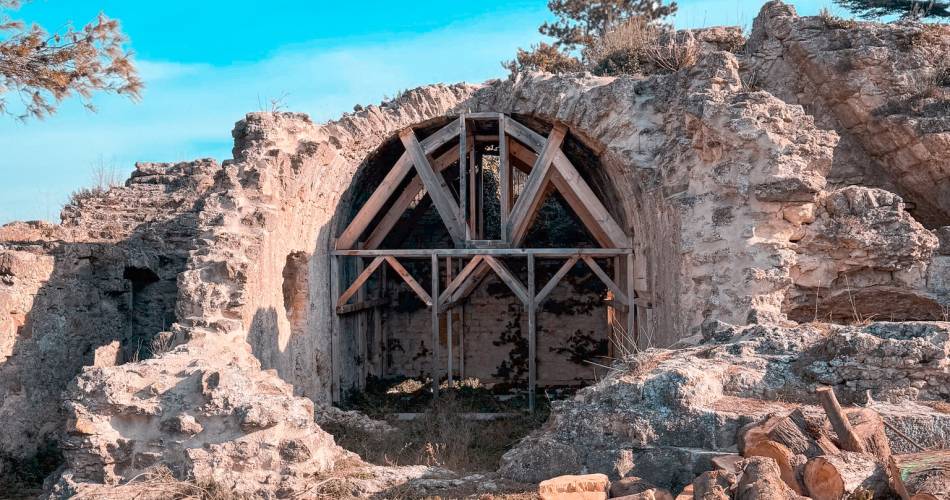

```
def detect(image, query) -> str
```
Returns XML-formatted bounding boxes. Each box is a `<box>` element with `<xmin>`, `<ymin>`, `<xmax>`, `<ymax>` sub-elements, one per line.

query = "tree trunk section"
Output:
<box><xmin>816</xmin><ymin>386</ymin><xmax>867</xmax><ymax>453</ymax></box>
<box><xmin>736</xmin><ymin>457</ymin><xmax>806</xmax><ymax>500</ymax></box>
<box><xmin>888</xmin><ymin>451</ymin><xmax>950</xmax><ymax>500</ymax></box>
<box><xmin>847</xmin><ymin>407</ymin><xmax>892</xmax><ymax>463</ymax></box>
<box><xmin>803</xmin><ymin>452</ymin><xmax>889</xmax><ymax>500</ymax></box>
<box><xmin>743</xmin><ymin>440</ymin><xmax>804</xmax><ymax>494</ymax></box>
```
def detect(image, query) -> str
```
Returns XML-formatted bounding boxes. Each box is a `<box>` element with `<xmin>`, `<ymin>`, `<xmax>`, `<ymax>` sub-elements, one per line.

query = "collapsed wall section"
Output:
<box><xmin>0</xmin><ymin>160</ymin><xmax>216</xmax><ymax>477</ymax></box>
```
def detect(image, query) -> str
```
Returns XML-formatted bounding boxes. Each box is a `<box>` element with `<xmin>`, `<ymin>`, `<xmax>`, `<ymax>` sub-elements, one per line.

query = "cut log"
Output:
<box><xmin>743</xmin><ymin>440</ymin><xmax>804</xmax><ymax>494</ymax></box>
<box><xmin>803</xmin><ymin>452</ymin><xmax>889</xmax><ymax>500</ymax></box>
<box><xmin>692</xmin><ymin>470</ymin><xmax>736</xmax><ymax>499</ymax></box>
<box><xmin>846</xmin><ymin>407</ymin><xmax>893</xmax><ymax>464</ymax></box>
<box><xmin>816</xmin><ymin>386</ymin><xmax>867</xmax><ymax>453</ymax></box>
<box><xmin>736</xmin><ymin>456</ymin><xmax>807</xmax><ymax>500</ymax></box>
<box><xmin>888</xmin><ymin>451</ymin><xmax>950</xmax><ymax>500</ymax></box>
<box><xmin>672</xmin><ymin>484</ymin><xmax>693</xmax><ymax>500</ymax></box>
<box><xmin>738</xmin><ymin>410</ymin><xmax>837</xmax><ymax>460</ymax></box>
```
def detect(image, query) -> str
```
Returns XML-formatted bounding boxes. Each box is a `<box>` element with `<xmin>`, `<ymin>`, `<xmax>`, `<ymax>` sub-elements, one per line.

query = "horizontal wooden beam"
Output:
<box><xmin>334</xmin><ymin>248</ymin><xmax>632</xmax><ymax>258</ymax></box>
<box><xmin>336</xmin><ymin>296</ymin><xmax>390</xmax><ymax>315</ymax></box>
<box><xmin>463</xmin><ymin>112</ymin><xmax>504</xmax><ymax>120</ymax></box>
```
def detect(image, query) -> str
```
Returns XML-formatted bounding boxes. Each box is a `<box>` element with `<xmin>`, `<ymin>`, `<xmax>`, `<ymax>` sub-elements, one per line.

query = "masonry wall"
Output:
<box><xmin>382</xmin><ymin>269</ymin><xmax>607</xmax><ymax>387</ymax></box>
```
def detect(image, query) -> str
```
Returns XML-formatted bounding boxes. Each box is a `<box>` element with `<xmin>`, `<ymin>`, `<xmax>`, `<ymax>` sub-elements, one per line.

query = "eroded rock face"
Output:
<box><xmin>747</xmin><ymin>0</ymin><xmax>950</xmax><ymax>227</ymax></box>
<box><xmin>498</xmin><ymin>321</ymin><xmax>950</xmax><ymax>490</ymax></box>
<box><xmin>55</xmin><ymin>341</ymin><xmax>349</xmax><ymax>496</ymax></box>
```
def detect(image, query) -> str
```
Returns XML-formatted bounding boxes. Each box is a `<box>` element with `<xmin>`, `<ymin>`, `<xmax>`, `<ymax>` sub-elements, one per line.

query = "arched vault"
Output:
<box><xmin>331</xmin><ymin>113</ymin><xmax>635</xmax><ymax>409</ymax></box>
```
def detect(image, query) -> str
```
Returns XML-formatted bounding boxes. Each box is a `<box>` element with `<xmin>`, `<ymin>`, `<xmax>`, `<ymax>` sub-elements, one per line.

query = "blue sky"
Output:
<box><xmin>0</xmin><ymin>0</ymin><xmax>836</xmax><ymax>223</ymax></box>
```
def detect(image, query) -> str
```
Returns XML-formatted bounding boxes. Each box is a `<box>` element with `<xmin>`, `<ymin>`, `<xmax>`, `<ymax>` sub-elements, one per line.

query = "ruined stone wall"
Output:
<box><xmin>0</xmin><ymin>160</ymin><xmax>216</xmax><ymax>472</ymax></box>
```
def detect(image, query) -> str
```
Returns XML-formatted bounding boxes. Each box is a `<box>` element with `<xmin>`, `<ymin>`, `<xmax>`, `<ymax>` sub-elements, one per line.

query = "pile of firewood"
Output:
<box><xmin>681</xmin><ymin>387</ymin><xmax>950</xmax><ymax>499</ymax></box>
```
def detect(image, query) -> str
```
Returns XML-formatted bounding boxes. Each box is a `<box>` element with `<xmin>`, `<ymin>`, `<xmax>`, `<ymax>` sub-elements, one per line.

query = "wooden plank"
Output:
<box><xmin>582</xmin><ymin>256</ymin><xmax>628</xmax><ymax>304</ymax></box>
<box><xmin>535</xmin><ymin>256</ymin><xmax>579</xmax><ymax>305</ymax></box>
<box><xmin>468</xmin><ymin>144</ymin><xmax>476</xmax><ymax>236</ymax></box>
<box><xmin>400</xmin><ymin>129</ymin><xmax>466</xmax><ymax>246</ymax></box>
<box><xmin>505</xmin><ymin>115</ymin><xmax>546</xmax><ymax>153</ymax></box>
<box><xmin>464</xmin><ymin>111</ymin><xmax>503</xmax><ymax>120</ymax></box>
<box><xmin>336</xmin><ymin>296</ymin><xmax>389</xmax><ymax>315</ymax></box>
<box><xmin>507</xmin><ymin>123</ymin><xmax>567</xmax><ymax>245</ymax></box>
<box><xmin>446</xmin><ymin>257</ymin><xmax>454</xmax><ymax>385</ymax></box>
<box><xmin>430</xmin><ymin>253</ymin><xmax>440</xmax><ymax>394</ymax></box>
<box><xmin>330</xmin><ymin>253</ymin><xmax>342</xmax><ymax>402</ymax></box>
<box><xmin>482</xmin><ymin>255</ymin><xmax>529</xmax><ymax>305</ymax></box>
<box><xmin>335</xmin><ymin>248</ymin><xmax>633</xmax><ymax>257</ymax></box>
<box><xmin>459</xmin><ymin>303</ymin><xmax>465</xmax><ymax>379</ymax></box>
<box><xmin>446</xmin><ymin>260</ymin><xmax>491</xmax><ymax>307</ymax></box>
<box><xmin>459</xmin><ymin>116</ymin><xmax>468</xmax><ymax>237</ymax></box>
<box><xmin>337</xmin><ymin>256</ymin><xmax>385</xmax><ymax>307</ymax></box>
<box><xmin>527</xmin><ymin>253</ymin><xmax>537</xmax><ymax>413</ymax></box>
<box><xmin>438</xmin><ymin>256</ymin><xmax>484</xmax><ymax>305</ymax></box>
<box><xmin>336</xmin><ymin>120</ymin><xmax>460</xmax><ymax>250</ymax></box>
<box><xmin>363</xmin><ymin>143</ymin><xmax>461</xmax><ymax>250</ymax></box>
<box><xmin>499</xmin><ymin>118</ymin><xmax>510</xmax><ymax>238</ymax></box>
<box><xmin>626</xmin><ymin>252</ymin><xmax>636</xmax><ymax>345</ymax></box>
<box><xmin>552</xmin><ymin>152</ymin><xmax>630</xmax><ymax>248</ymax></box>
<box><xmin>474</xmin><ymin>134</ymin><xmax>499</xmax><ymax>142</ymax></box>
<box><xmin>384</xmin><ymin>256</ymin><xmax>432</xmax><ymax>306</ymax></box>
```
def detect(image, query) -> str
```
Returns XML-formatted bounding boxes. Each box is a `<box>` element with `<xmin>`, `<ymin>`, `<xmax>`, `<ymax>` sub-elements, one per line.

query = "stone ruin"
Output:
<box><xmin>0</xmin><ymin>1</ymin><xmax>949</xmax><ymax>497</ymax></box>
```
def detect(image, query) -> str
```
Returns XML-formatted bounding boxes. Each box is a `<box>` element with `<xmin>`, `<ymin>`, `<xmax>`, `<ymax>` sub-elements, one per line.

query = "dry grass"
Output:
<box><xmin>584</xmin><ymin>17</ymin><xmax>699</xmax><ymax>76</ymax></box>
<box><xmin>70</xmin><ymin>466</ymin><xmax>247</xmax><ymax>500</ymax></box>
<box><xmin>330</xmin><ymin>380</ymin><xmax>549</xmax><ymax>474</ymax></box>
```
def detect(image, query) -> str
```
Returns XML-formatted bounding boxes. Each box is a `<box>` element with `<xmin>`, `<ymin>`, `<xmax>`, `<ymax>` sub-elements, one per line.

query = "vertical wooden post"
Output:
<box><xmin>459</xmin><ymin>116</ymin><xmax>468</xmax><ymax>237</ymax></box>
<box><xmin>375</xmin><ymin>264</ymin><xmax>385</xmax><ymax>377</ymax></box>
<box><xmin>459</xmin><ymin>303</ymin><xmax>465</xmax><ymax>379</ymax></box>
<box><xmin>356</xmin><ymin>255</ymin><xmax>367</xmax><ymax>389</ymax></box>
<box><xmin>468</xmin><ymin>147</ymin><xmax>477</xmax><ymax>236</ymax></box>
<box><xmin>626</xmin><ymin>251</ymin><xmax>636</xmax><ymax>348</ymax></box>
<box><xmin>527</xmin><ymin>254</ymin><xmax>537</xmax><ymax>413</ymax></box>
<box><xmin>499</xmin><ymin>115</ymin><xmax>510</xmax><ymax>239</ymax></box>
<box><xmin>446</xmin><ymin>256</ymin><xmax>454</xmax><ymax>385</ymax></box>
<box><xmin>330</xmin><ymin>252</ymin><xmax>342</xmax><ymax>403</ymax></box>
<box><xmin>477</xmin><ymin>151</ymin><xmax>484</xmax><ymax>239</ymax></box>
<box><xmin>431</xmin><ymin>253</ymin><xmax>440</xmax><ymax>395</ymax></box>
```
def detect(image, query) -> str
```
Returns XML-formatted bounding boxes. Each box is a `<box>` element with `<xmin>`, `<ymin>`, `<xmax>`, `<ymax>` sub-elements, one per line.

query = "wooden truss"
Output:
<box><xmin>331</xmin><ymin>113</ymin><xmax>636</xmax><ymax>409</ymax></box>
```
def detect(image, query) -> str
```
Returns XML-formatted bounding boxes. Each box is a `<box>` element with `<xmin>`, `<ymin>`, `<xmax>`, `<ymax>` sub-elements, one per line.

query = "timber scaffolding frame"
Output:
<box><xmin>331</xmin><ymin>112</ymin><xmax>635</xmax><ymax>411</ymax></box>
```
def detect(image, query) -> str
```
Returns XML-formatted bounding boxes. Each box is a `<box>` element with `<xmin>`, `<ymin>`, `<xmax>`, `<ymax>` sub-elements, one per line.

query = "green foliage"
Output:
<box><xmin>502</xmin><ymin>41</ymin><xmax>582</xmax><ymax>74</ymax></box>
<box><xmin>834</xmin><ymin>0</ymin><xmax>950</xmax><ymax>20</ymax></box>
<box><xmin>0</xmin><ymin>0</ymin><xmax>141</xmax><ymax>120</ymax></box>
<box><xmin>541</xmin><ymin>0</ymin><xmax>678</xmax><ymax>51</ymax></box>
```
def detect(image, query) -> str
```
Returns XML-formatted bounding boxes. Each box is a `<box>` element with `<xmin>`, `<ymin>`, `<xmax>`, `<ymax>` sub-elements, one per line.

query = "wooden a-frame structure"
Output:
<box><xmin>331</xmin><ymin>113</ymin><xmax>635</xmax><ymax>410</ymax></box>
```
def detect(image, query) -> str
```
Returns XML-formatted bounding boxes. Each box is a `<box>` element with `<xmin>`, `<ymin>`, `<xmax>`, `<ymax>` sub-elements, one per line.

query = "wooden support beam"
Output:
<box><xmin>438</xmin><ymin>256</ymin><xmax>484</xmax><ymax>305</ymax></box>
<box><xmin>482</xmin><ymin>255</ymin><xmax>529</xmax><ymax>305</ymax></box>
<box><xmin>626</xmin><ymin>252</ymin><xmax>636</xmax><ymax>345</ymax></box>
<box><xmin>459</xmin><ymin>116</ymin><xmax>468</xmax><ymax>237</ymax></box>
<box><xmin>363</xmin><ymin>144</ymin><xmax>461</xmax><ymax>250</ymax></box>
<box><xmin>335</xmin><ymin>248</ymin><xmax>633</xmax><ymax>257</ymax></box>
<box><xmin>384</xmin><ymin>256</ymin><xmax>432</xmax><ymax>306</ymax></box>
<box><xmin>336</xmin><ymin>256</ymin><xmax>386</xmax><ymax>307</ymax></box>
<box><xmin>504</xmin><ymin>115</ymin><xmax>546</xmax><ymax>153</ymax></box>
<box><xmin>459</xmin><ymin>303</ymin><xmax>465</xmax><ymax>379</ymax></box>
<box><xmin>446</xmin><ymin>256</ymin><xmax>454</xmax><ymax>385</ymax></box>
<box><xmin>330</xmin><ymin>253</ymin><xmax>342</xmax><ymax>402</ymax></box>
<box><xmin>582</xmin><ymin>256</ymin><xmax>628</xmax><ymax>304</ymax></box>
<box><xmin>400</xmin><ymin>129</ymin><xmax>466</xmax><ymax>246</ymax></box>
<box><xmin>527</xmin><ymin>253</ymin><xmax>537</xmax><ymax>413</ymax></box>
<box><xmin>507</xmin><ymin>123</ymin><xmax>567</xmax><ymax>245</ymax></box>
<box><xmin>336</xmin><ymin>296</ymin><xmax>389</xmax><ymax>315</ymax></box>
<box><xmin>499</xmin><ymin>118</ymin><xmax>510</xmax><ymax>238</ymax></box>
<box><xmin>445</xmin><ymin>260</ymin><xmax>491</xmax><ymax>307</ymax></box>
<box><xmin>337</xmin><ymin>120</ymin><xmax>459</xmax><ymax>250</ymax></box>
<box><xmin>535</xmin><ymin>256</ymin><xmax>579</xmax><ymax>305</ymax></box>
<box><xmin>430</xmin><ymin>253</ymin><xmax>440</xmax><ymax>394</ymax></box>
<box><xmin>552</xmin><ymin>153</ymin><xmax>630</xmax><ymax>248</ymax></box>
